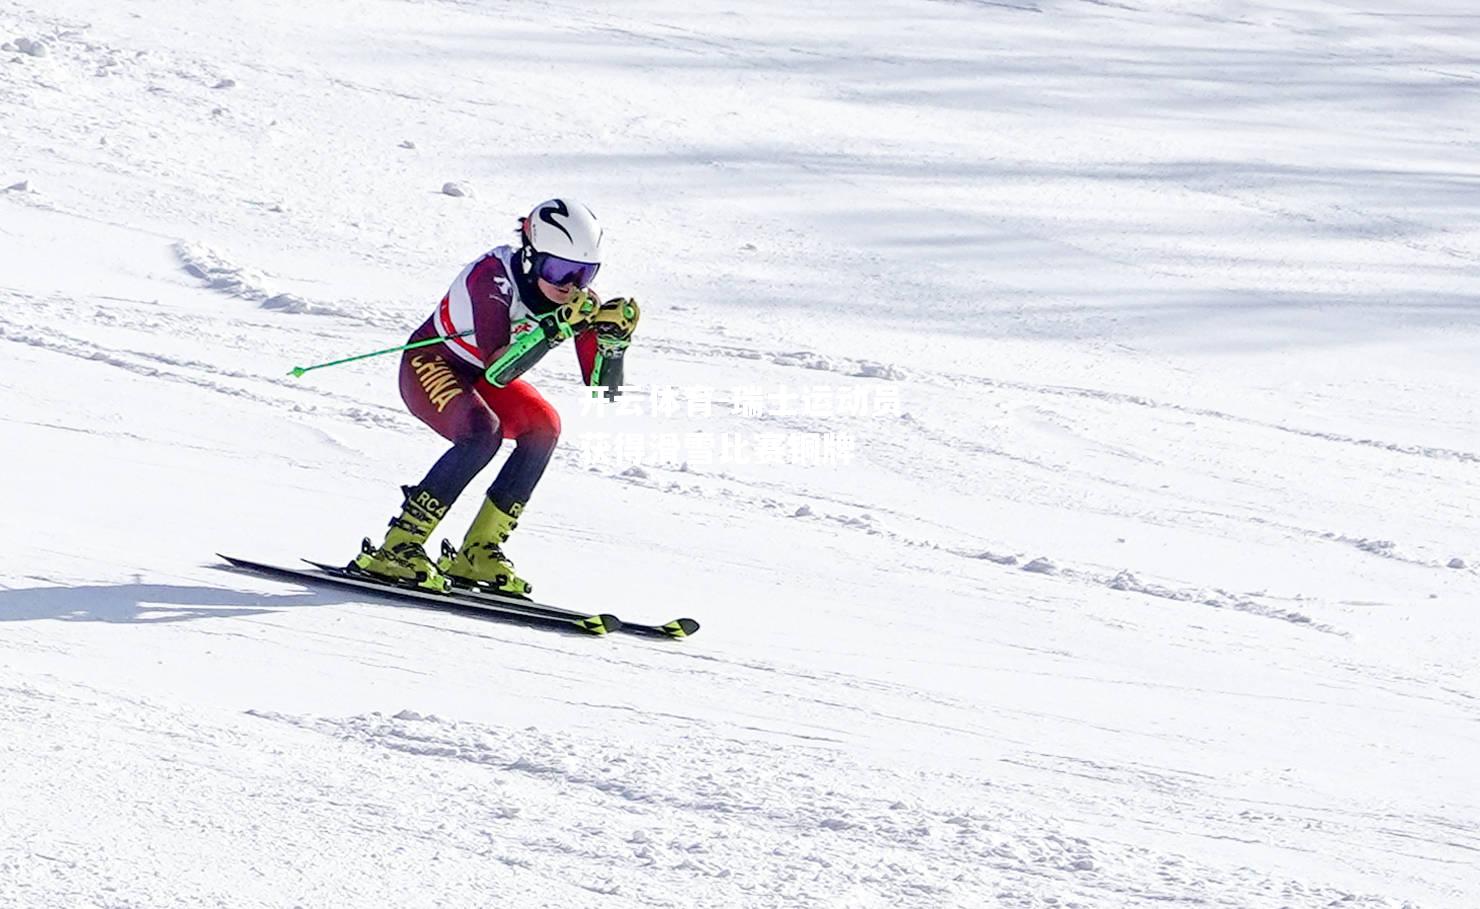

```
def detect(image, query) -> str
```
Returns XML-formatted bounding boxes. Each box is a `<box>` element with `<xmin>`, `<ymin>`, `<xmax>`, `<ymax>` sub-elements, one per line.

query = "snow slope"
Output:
<box><xmin>2</xmin><ymin>0</ymin><xmax>1478</xmax><ymax>906</ymax></box>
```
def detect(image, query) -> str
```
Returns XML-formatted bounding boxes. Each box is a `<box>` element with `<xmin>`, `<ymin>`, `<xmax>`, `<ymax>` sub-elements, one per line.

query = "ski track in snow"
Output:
<box><xmin>0</xmin><ymin>289</ymin><xmax>414</xmax><ymax>432</ymax></box>
<box><xmin>6</xmin><ymin>675</ymin><xmax>1437</xmax><ymax>908</ymax></box>
<box><xmin>648</xmin><ymin>332</ymin><xmax>1480</xmax><ymax>467</ymax></box>
<box><xmin>237</xmin><ymin>706</ymin><xmax>1454</xmax><ymax>909</ymax></box>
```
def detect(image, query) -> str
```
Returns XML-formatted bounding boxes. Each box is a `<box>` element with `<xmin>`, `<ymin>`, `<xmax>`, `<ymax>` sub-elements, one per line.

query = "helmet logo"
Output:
<box><xmin>538</xmin><ymin>200</ymin><xmax>573</xmax><ymax>242</ymax></box>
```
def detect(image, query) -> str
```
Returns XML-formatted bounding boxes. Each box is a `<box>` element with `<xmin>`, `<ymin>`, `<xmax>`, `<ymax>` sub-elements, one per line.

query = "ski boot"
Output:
<box><xmin>438</xmin><ymin>497</ymin><xmax>533</xmax><ymax>596</ymax></box>
<box><xmin>352</xmin><ymin>485</ymin><xmax>451</xmax><ymax>593</ymax></box>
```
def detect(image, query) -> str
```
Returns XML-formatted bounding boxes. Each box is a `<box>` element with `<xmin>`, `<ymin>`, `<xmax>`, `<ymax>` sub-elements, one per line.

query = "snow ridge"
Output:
<box><xmin>173</xmin><ymin>241</ymin><xmax>366</xmax><ymax>320</ymax></box>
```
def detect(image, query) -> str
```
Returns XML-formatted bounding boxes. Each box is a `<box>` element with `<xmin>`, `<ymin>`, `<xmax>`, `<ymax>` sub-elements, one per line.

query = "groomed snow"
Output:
<box><xmin>2</xmin><ymin>0</ymin><xmax>1477</xmax><ymax>906</ymax></box>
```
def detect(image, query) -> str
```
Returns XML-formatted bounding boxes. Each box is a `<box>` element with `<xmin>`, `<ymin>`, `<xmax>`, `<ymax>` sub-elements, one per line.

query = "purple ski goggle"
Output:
<box><xmin>532</xmin><ymin>252</ymin><xmax>600</xmax><ymax>289</ymax></box>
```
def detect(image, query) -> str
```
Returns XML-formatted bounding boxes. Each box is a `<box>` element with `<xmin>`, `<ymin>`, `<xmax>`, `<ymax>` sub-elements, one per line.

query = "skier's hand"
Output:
<box><xmin>591</xmin><ymin>297</ymin><xmax>639</xmax><ymax>340</ymax></box>
<box><xmin>555</xmin><ymin>288</ymin><xmax>601</xmax><ymax>333</ymax></box>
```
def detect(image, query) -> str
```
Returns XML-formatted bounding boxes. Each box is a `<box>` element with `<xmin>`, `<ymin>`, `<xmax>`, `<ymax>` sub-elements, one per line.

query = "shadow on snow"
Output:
<box><xmin>0</xmin><ymin>583</ymin><xmax>342</xmax><ymax>624</ymax></box>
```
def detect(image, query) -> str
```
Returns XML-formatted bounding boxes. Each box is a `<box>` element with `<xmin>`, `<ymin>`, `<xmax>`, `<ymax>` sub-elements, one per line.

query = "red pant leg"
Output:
<box><xmin>473</xmin><ymin>379</ymin><xmax>560</xmax><ymax>510</ymax></box>
<box><xmin>474</xmin><ymin>378</ymin><xmax>561</xmax><ymax>441</ymax></box>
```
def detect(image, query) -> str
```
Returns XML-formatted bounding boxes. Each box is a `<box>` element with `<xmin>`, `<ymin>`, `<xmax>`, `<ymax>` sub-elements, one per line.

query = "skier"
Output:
<box><xmin>349</xmin><ymin>198</ymin><xmax>639</xmax><ymax>595</ymax></box>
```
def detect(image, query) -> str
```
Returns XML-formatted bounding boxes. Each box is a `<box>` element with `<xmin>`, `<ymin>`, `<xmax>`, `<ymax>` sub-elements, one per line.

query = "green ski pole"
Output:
<box><xmin>288</xmin><ymin>330</ymin><xmax>475</xmax><ymax>378</ymax></box>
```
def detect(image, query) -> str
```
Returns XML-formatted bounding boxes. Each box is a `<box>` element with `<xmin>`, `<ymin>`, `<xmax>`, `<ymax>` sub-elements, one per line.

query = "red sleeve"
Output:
<box><xmin>463</xmin><ymin>256</ymin><xmax>514</xmax><ymax>366</ymax></box>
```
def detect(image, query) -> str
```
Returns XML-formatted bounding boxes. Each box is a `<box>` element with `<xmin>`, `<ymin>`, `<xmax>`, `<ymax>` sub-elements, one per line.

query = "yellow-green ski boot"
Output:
<box><xmin>352</xmin><ymin>485</ymin><xmax>451</xmax><ymax>592</ymax></box>
<box><xmin>438</xmin><ymin>497</ymin><xmax>533</xmax><ymax>596</ymax></box>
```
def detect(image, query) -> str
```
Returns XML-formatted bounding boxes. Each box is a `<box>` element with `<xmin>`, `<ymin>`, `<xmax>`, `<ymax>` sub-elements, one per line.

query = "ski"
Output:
<box><xmin>301</xmin><ymin>560</ymin><xmax>701</xmax><ymax>640</ymax></box>
<box><xmin>446</xmin><ymin>584</ymin><xmax>698</xmax><ymax>640</ymax></box>
<box><xmin>217</xmin><ymin>554</ymin><xmax>617</xmax><ymax>636</ymax></box>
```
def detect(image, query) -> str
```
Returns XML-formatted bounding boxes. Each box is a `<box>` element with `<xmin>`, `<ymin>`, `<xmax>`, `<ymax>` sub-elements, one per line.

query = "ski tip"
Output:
<box><xmin>662</xmin><ymin>618</ymin><xmax>701</xmax><ymax>639</ymax></box>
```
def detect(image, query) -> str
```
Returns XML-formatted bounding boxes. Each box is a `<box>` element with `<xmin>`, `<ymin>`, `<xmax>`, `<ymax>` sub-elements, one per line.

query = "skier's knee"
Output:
<box><xmin>513</xmin><ymin>409</ymin><xmax>559</xmax><ymax>467</ymax></box>
<box><xmin>457</xmin><ymin>410</ymin><xmax>502</xmax><ymax>465</ymax></box>
<box><xmin>518</xmin><ymin>431</ymin><xmax>557</xmax><ymax>463</ymax></box>
<box><xmin>527</xmin><ymin>397</ymin><xmax>560</xmax><ymax>441</ymax></box>
<box><xmin>462</xmin><ymin>405</ymin><xmax>500</xmax><ymax>441</ymax></box>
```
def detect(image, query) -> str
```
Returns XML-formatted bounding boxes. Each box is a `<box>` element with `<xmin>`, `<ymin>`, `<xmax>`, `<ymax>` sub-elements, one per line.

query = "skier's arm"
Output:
<box><xmin>484</xmin><ymin>290</ymin><xmax>603</xmax><ymax>387</ymax></box>
<box><xmin>461</xmin><ymin>257</ymin><xmax>513</xmax><ymax>364</ymax></box>
<box><xmin>577</xmin><ymin>329</ymin><xmax>625</xmax><ymax>400</ymax></box>
<box><xmin>579</xmin><ymin>297</ymin><xmax>638</xmax><ymax>400</ymax></box>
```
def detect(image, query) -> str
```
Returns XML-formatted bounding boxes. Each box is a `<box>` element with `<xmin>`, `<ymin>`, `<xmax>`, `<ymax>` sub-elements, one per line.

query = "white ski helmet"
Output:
<box><xmin>520</xmin><ymin>198</ymin><xmax>603</xmax><ymax>288</ymax></box>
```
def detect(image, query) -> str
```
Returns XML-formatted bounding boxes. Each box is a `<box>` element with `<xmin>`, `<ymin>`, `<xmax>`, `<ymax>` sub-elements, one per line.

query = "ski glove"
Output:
<box><xmin>591</xmin><ymin>297</ymin><xmax>639</xmax><ymax>343</ymax></box>
<box><xmin>554</xmin><ymin>288</ymin><xmax>602</xmax><ymax>335</ymax></box>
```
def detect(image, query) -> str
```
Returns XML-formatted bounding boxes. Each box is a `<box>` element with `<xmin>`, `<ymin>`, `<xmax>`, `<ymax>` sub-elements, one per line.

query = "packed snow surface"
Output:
<box><xmin>2</xmin><ymin>0</ymin><xmax>1477</xmax><ymax>906</ymax></box>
